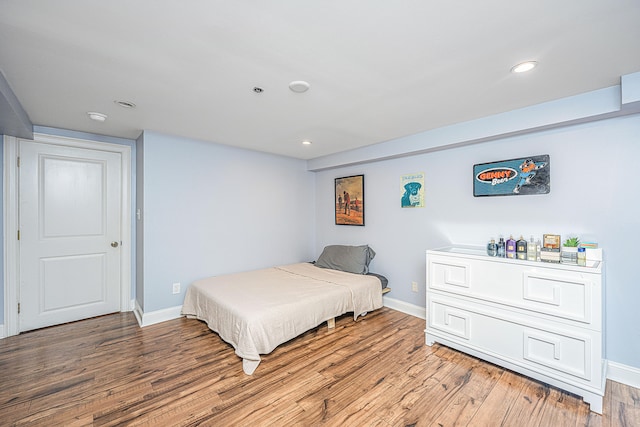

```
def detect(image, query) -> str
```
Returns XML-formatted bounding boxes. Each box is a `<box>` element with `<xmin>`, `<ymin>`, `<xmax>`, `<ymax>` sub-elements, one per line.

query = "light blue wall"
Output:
<box><xmin>314</xmin><ymin>113</ymin><xmax>640</xmax><ymax>370</ymax></box>
<box><xmin>2</xmin><ymin>127</ymin><xmax>315</xmax><ymax>327</ymax></box>
<box><xmin>138</xmin><ymin>131</ymin><xmax>316</xmax><ymax>312</ymax></box>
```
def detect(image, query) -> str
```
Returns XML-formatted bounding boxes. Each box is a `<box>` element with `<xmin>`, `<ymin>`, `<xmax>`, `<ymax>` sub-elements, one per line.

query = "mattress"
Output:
<box><xmin>181</xmin><ymin>262</ymin><xmax>384</xmax><ymax>374</ymax></box>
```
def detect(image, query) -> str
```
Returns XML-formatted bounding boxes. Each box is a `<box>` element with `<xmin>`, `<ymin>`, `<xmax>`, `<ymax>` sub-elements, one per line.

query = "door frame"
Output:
<box><xmin>3</xmin><ymin>133</ymin><xmax>132</xmax><ymax>337</ymax></box>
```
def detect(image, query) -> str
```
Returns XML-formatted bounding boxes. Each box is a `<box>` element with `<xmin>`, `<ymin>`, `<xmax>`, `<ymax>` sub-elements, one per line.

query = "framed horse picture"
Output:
<box><xmin>335</xmin><ymin>175</ymin><xmax>364</xmax><ymax>226</ymax></box>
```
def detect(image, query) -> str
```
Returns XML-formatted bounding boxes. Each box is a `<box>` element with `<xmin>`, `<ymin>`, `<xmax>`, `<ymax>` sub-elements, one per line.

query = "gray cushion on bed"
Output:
<box><xmin>315</xmin><ymin>244</ymin><xmax>376</xmax><ymax>274</ymax></box>
<box><xmin>367</xmin><ymin>272</ymin><xmax>388</xmax><ymax>289</ymax></box>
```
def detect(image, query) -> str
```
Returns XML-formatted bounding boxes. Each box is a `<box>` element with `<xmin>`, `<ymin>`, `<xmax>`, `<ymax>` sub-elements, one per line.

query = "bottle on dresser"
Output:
<box><xmin>516</xmin><ymin>236</ymin><xmax>527</xmax><ymax>260</ymax></box>
<box><xmin>506</xmin><ymin>235</ymin><xmax>516</xmax><ymax>259</ymax></box>
<box><xmin>577</xmin><ymin>247</ymin><xmax>587</xmax><ymax>266</ymax></box>
<box><xmin>497</xmin><ymin>237</ymin><xmax>506</xmax><ymax>257</ymax></box>
<box><xmin>527</xmin><ymin>236</ymin><xmax>537</xmax><ymax>261</ymax></box>
<box><xmin>487</xmin><ymin>239</ymin><xmax>498</xmax><ymax>256</ymax></box>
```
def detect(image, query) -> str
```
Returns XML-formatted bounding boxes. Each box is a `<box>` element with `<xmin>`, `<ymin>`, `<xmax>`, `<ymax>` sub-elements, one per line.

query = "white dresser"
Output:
<box><xmin>425</xmin><ymin>246</ymin><xmax>605</xmax><ymax>413</ymax></box>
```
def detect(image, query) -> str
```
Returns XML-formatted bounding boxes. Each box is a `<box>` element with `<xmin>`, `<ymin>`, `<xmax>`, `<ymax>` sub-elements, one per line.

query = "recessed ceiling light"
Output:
<box><xmin>87</xmin><ymin>112</ymin><xmax>107</xmax><ymax>122</ymax></box>
<box><xmin>253</xmin><ymin>86</ymin><xmax>264</xmax><ymax>93</ymax></box>
<box><xmin>302</xmin><ymin>140</ymin><xmax>312</xmax><ymax>145</ymax></box>
<box><xmin>511</xmin><ymin>61</ymin><xmax>538</xmax><ymax>73</ymax></box>
<box><xmin>115</xmin><ymin>100</ymin><xmax>136</xmax><ymax>109</ymax></box>
<box><xmin>289</xmin><ymin>81</ymin><xmax>310</xmax><ymax>93</ymax></box>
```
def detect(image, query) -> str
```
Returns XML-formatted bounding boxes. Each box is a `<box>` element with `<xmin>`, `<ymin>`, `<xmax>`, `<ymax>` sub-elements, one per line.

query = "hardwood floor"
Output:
<box><xmin>0</xmin><ymin>308</ymin><xmax>638</xmax><ymax>426</ymax></box>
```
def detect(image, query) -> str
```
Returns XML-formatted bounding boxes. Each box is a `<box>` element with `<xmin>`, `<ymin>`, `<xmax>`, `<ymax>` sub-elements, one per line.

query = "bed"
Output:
<box><xmin>181</xmin><ymin>245</ymin><xmax>387</xmax><ymax>375</ymax></box>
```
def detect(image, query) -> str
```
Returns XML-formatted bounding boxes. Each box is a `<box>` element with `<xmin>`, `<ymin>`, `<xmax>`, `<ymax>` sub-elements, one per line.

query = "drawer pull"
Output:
<box><xmin>523</xmin><ymin>330</ymin><xmax>590</xmax><ymax>379</ymax></box>
<box><xmin>438</xmin><ymin>262</ymin><xmax>469</xmax><ymax>288</ymax></box>
<box><xmin>442</xmin><ymin>307</ymin><xmax>470</xmax><ymax>340</ymax></box>
<box><xmin>523</xmin><ymin>283</ymin><xmax>561</xmax><ymax>306</ymax></box>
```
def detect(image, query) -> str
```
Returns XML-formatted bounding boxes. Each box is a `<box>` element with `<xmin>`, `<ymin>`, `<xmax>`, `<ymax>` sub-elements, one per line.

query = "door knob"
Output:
<box><xmin>111</xmin><ymin>241</ymin><xmax>119</xmax><ymax>248</ymax></box>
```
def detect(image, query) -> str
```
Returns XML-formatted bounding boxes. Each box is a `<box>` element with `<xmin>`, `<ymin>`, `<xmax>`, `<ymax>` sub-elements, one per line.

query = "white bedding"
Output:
<box><xmin>181</xmin><ymin>262</ymin><xmax>383</xmax><ymax>374</ymax></box>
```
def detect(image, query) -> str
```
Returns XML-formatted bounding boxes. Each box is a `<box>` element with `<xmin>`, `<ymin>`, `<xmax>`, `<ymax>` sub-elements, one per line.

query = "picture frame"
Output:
<box><xmin>335</xmin><ymin>175</ymin><xmax>364</xmax><ymax>226</ymax></box>
<box><xmin>543</xmin><ymin>234</ymin><xmax>561</xmax><ymax>250</ymax></box>
<box><xmin>401</xmin><ymin>172</ymin><xmax>425</xmax><ymax>208</ymax></box>
<box><xmin>473</xmin><ymin>154</ymin><xmax>550</xmax><ymax>197</ymax></box>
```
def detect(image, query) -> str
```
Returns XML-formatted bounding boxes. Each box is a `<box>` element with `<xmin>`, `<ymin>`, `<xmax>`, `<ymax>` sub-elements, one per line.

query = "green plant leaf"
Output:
<box><xmin>563</xmin><ymin>237</ymin><xmax>580</xmax><ymax>247</ymax></box>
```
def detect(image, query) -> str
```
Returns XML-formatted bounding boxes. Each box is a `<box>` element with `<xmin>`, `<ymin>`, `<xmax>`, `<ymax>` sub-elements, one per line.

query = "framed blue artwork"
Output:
<box><xmin>473</xmin><ymin>155</ymin><xmax>550</xmax><ymax>197</ymax></box>
<box><xmin>401</xmin><ymin>172</ymin><xmax>425</xmax><ymax>208</ymax></box>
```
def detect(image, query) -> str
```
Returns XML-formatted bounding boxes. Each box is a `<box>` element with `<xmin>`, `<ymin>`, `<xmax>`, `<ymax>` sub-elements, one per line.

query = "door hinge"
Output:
<box><xmin>17</xmin><ymin>156</ymin><xmax>20</xmax><ymax>167</ymax></box>
<box><xmin>17</xmin><ymin>230</ymin><xmax>20</xmax><ymax>240</ymax></box>
<box><xmin>18</xmin><ymin>303</ymin><xmax>21</xmax><ymax>314</ymax></box>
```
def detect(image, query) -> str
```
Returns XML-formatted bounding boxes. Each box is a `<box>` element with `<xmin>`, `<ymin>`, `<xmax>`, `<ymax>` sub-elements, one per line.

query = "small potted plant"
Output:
<box><xmin>561</xmin><ymin>236</ymin><xmax>580</xmax><ymax>263</ymax></box>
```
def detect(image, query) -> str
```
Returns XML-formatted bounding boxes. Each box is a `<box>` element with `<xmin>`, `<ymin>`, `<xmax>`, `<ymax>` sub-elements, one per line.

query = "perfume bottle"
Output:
<box><xmin>506</xmin><ymin>235</ymin><xmax>516</xmax><ymax>259</ymax></box>
<box><xmin>516</xmin><ymin>236</ymin><xmax>527</xmax><ymax>260</ymax></box>
<box><xmin>497</xmin><ymin>237</ymin><xmax>506</xmax><ymax>257</ymax></box>
<box><xmin>577</xmin><ymin>247</ymin><xmax>587</xmax><ymax>266</ymax></box>
<box><xmin>527</xmin><ymin>236</ymin><xmax>537</xmax><ymax>261</ymax></box>
<box><xmin>487</xmin><ymin>239</ymin><xmax>498</xmax><ymax>256</ymax></box>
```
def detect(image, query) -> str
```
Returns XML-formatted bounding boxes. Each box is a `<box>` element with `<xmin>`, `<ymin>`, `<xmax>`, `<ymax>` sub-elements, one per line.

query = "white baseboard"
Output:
<box><xmin>607</xmin><ymin>361</ymin><xmax>640</xmax><ymax>389</ymax></box>
<box><xmin>0</xmin><ymin>324</ymin><xmax>5</xmax><ymax>339</ymax></box>
<box><xmin>383</xmin><ymin>296</ymin><xmax>426</xmax><ymax>320</ymax></box>
<box><xmin>133</xmin><ymin>300</ymin><xmax>183</xmax><ymax>327</ymax></box>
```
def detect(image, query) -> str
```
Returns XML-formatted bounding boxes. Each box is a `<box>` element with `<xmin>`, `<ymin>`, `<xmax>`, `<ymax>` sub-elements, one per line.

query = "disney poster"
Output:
<box><xmin>401</xmin><ymin>172</ymin><xmax>425</xmax><ymax>207</ymax></box>
<box><xmin>473</xmin><ymin>155</ymin><xmax>550</xmax><ymax>197</ymax></box>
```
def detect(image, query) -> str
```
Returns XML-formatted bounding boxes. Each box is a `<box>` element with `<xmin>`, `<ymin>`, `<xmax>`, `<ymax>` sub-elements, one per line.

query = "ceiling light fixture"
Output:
<box><xmin>302</xmin><ymin>140</ymin><xmax>312</xmax><ymax>145</ymax></box>
<box><xmin>115</xmin><ymin>100</ymin><xmax>136</xmax><ymax>109</ymax></box>
<box><xmin>253</xmin><ymin>86</ymin><xmax>264</xmax><ymax>93</ymax></box>
<box><xmin>511</xmin><ymin>61</ymin><xmax>538</xmax><ymax>73</ymax></box>
<box><xmin>87</xmin><ymin>112</ymin><xmax>107</xmax><ymax>122</ymax></box>
<box><xmin>289</xmin><ymin>81</ymin><xmax>310</xmax><ymax>93</ymax></box>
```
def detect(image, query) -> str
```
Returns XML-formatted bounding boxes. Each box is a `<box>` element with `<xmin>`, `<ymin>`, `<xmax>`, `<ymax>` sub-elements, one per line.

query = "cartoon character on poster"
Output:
<box><xmin>473</xmin><ymin>155</ymin><xmax>550</xmax><ymax>197</ymax></box>
<box><xmin>401</xmin><ymin>173</ymin><xmax>425</xmax><ymax>207</ymax></box>
<box><xmin>512</xmin><ymin>158</ymin><xmax>547</xmax><ymax>194</ymax></box>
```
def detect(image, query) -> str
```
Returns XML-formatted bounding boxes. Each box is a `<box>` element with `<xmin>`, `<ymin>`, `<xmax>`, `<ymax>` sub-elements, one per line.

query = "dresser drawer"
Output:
<box><xmin>427</xmin><ymin>296</ymin><xmax>600</xmax><ymax>383</ymax></box>
<box><xmin>427</xmin><ymin>255</ymin><xmax>600</xmax><ymax>326</ymax></box>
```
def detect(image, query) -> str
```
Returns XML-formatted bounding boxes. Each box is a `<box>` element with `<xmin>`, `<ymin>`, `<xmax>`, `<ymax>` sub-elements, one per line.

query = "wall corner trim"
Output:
<box><xmin>383</xmin><ymin>297</ymin><xmax>426</xmax><ymax>320</ymax></box>
<box><xmin>134</xmin><ymin>301</ymin><xmax>183</xmax><ymax>327</ymax></box>
<box><xmin>0</xmin><ymin>71</ymin><xmax>33</xmax><ymax>139</ymax></box>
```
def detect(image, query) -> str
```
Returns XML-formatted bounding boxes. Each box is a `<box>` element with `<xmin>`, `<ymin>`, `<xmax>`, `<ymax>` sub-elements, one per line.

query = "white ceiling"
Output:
<box><xmin>1</xmin><ymin>1</ymin><xmax>639</xmax><ymax>160</ymax></box>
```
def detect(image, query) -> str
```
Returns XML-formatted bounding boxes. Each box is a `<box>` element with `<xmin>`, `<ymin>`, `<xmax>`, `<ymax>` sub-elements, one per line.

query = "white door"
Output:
<box><xmin>19</xmin><ymin>140</ymin><xmax>122</xmax><ymax>332</ymax></box>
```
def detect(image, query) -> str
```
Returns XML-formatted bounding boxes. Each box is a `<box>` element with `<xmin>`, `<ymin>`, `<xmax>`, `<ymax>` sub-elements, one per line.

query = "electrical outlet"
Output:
<box><xmin>411</xmin><ymin>281</ymin><xmax>419</xmax><ymax>292</ymax></box>
<box><xmin>172</xmin><ymin>282</ymin><xmax>181</xmax><ymax>294</ymax></box>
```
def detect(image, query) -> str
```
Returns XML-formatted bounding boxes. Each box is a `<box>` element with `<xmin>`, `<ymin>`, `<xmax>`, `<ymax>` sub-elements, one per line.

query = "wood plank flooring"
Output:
<box><xmin>0</xmin><ymin>308</ymin><xmax>638</xmax><ymax>426</ymax></box>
